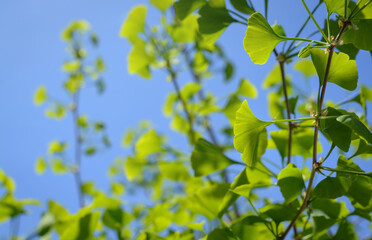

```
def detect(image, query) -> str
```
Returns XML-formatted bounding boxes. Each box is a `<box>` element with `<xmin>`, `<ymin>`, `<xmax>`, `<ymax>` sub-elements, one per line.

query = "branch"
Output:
<box><xmin>166</xmin><ymin>60</ymin><xmax>196</xmax><ymax>144</ymax></box>
<box><xmin>72</xmin><ymin>91</ymin><xmax>85</xmax><ymax>208</ymax></box>
<box><xmin>279</xmin><ymin>21</ymin><xmax>351</xmax><ymax>240</ymax></box>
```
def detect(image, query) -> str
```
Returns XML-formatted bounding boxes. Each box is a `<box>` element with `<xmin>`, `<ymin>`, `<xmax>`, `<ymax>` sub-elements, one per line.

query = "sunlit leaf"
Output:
<box><xmin>174</xmin><ymin>0</ymin><xmax>206</xmax><ymax>21</ymax></box>
<box><xmin>294</xmin><ymin>59</ymin><xmax>316</xmax><ymax>79</ymax></box>
<box><xmin>34</xmin><ymin>86</ymin><xmax>47</xmax><ymax>106</ymax></box>
<box><xmin>188</xmin><ymin>183</ymin><xmax>229</xmax><ymax>220</ymax></box>
<box><xmin>310</xmin><ymin>48</ymin><xmax>358</xmax><ymax>91</ymax></box>
<box><xmin>207</xmin><ymin>228</ymin><xmax>238</xmax><ymax>240</ymax></box>
<box><xmin>236</xmin><ymin>78</ymin><xmax>258</xmax><ymax>98</ymax></box>
<box><xmin>243</xmin><ymin>13</ymin><xmax>285</xmax><ymax>64</ymax></box>
<box><xmin>259</xmin><ymin>204</ymin><xmax>298</xmax><ymax>224</ymax></box>
<box><xmin>324</xmin><ymin>0</ymin><xmax>348</xmax><ymax>16</ymax></box>
<box><xmin>159</xmin><ymin>161</ymin><xmax>191</xmax><ymax>181</ymax></box>
<box><xmin>313</xmin><ymin>176</ymin><xmax>352</xmax><ymax>199</ymax></box>
<box><xmin>337</xmin><ymin>114</ymin><xmax>372</xmax><ymax>144</ymax></box>
<box><xmin>135</xmin><ymin>129</ymin><xmax>163</xmax><ymax>158</ymax></box>
<box><xmin>150</xmin><ymin>0</ymin><xmax>174</xmax><ymax>12</ymax></box>
<box><xmin>234</xmin><ymin>100</ymin><xmax>271</xmax><ymax>166</ymax></box>
<box><xmin>277</xmin><ymin>163</ymin><xmax>305</xmax><ymax>203</ymax></box>
<box><xmin>218</xmin><ymin>168</ymin><xmax>248</xmax><ymax>216</ymax></box>
<box><xmin>119</xmin><ymin>5</ymin><xmax>146</xmax><ymax>43</ymax></box>
<box><xmin>35</xmin><ymin>157</ymin><xmax>47</xmax><ymax>175</ymax></box>
<box><xmin>127</xmin><ymin>40</ymin><xmax>153</xmax><ymax>79</ymax></box>
<box><xmin>48</xmin><ymin>140</ymin><xmax>67</xmax><ymax>154</ymax></box>
<box><xmin>230</xmin><ymin>0</ymin><xmax>254</xmax><ymax>14</ymax></box>
<box><xmin>191</xmin><ymin>138</ymin><xmax>235</xmax><ymax>177</ymax></box>
<box><xmin>62</xmin><ymin>20</ymin><xmax>90</xmax><ymax>42</ymax></box>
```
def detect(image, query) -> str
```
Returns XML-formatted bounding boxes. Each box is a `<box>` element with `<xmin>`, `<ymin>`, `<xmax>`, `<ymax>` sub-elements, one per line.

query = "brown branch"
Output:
<box><xmin>166</xmin><ymin>60</ymin><xmax>196</xmax><ymax>144</ymax></box>
<box><xmin>72</xmin><ymin>91</ymin><xmax>84</xmax><ymax>208</ymax></box>
<box><xmin>279</xmin><ymin>21</ymin><xmax>350</xmax><ymax>240</ymax></box>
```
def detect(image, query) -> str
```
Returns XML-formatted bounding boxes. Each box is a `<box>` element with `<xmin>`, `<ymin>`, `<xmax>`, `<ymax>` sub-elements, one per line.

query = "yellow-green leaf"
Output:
<box><xmin>119</xmin><ymin>5</ymin><xmax>146</xmax><ymax>43</ymax></box>
<box><xmin>33</xmin><ymin>86</ymin><xmax>47</xmax><ymax>106</ymax></box>
<box><xmin>310</xmin><ymin>48</ymin><xmax>358</xmax><ymax>91</ymax></box>
<box><xmin>236</xmin><ymin>78</ymin><xmax>258</xmax><ymax>98</ymax></box>
<box><xmin>234</xmin><ymin>100</ymin><xmax>272</xmax><ymax>166</ymax></box>
<box><xmin>243</xmin><ymin>12</ymin><xmax>284</xmax><ymax>65</ymax></box>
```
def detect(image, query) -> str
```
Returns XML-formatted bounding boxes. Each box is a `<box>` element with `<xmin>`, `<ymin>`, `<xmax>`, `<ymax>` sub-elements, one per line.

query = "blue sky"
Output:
<box><xmin>0</xmin><ymin>0</ymin><xmax>371</xmax><ymax>237</ymax></box>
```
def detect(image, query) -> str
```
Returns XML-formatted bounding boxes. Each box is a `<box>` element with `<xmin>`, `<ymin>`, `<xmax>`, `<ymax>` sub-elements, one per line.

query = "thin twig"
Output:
<box><xmin>72</xmin><ymin>91</ymin><xmax>84</xmax><ymax>208</ymax></box>
<box><xmin>279</xmin><ymin>21</ymin><xmax>350</xmax><ymax>240</ymax></box>
<box><xmin>166</xmin><ymin>60</ymin><xmax>196</xmax><ymax>144</ymax></box>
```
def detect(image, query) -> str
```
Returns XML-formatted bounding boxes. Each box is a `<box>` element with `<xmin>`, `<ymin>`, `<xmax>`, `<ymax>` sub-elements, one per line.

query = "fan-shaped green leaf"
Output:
<box><xmin>119</xmin><ymin>5</ymin><xmax>146</xmax><ymax>43</ymax></box>
<box><xmin>337</xmin><ymin>114</ymin><xmax>372</xmax><ymax>144</ymax></box>
<box><xmin>191</xmin><ymin>138</ymin><xmax>235</xmax><ymax>177</ymax></box>
<box><xmin>34</xmin><ymin>86</ymin><xmax>47</xmax><ymax>106</ymax></box>
<box><xmin>277</xmin><ymin>163</ymin><xmax>305</xmax><ymax>203</ymax></box>
<box><xmin>150</xmin><ymin>0</ymin><xmax>174</xmax><ymax>11</ymax></box>
<box><xmin>236</xmin><ymin>78</ymin><xmax>258</xmax><ymax>98</ymax></box>
<box><xmin>230</xmin><ymin>0</ymin><xmax>254</xmax><ymax>14</ymax></box>
<box><xmin>310</xmin><ymin>48</ymin><xmax>358</xmax><ymax>91</ymax></box>
<box><xmin>234</xmin><ymin>100</ymin><xmax>272</xmax><ymax>166</ymax></box>
<box><xmin>313</xmin><ymin>177</ymin><xmax>352</xmax><ymax>199</ymax></box>
<box><xmin>343</xmin><ymin>20</ymin><xmax>372</xmax><ymax>50</ymax></box>
<box><xmin>174</xmin><ymin>0</ymin><xmax>206</xmax><ymax>20</ymax></box>
<box><xmin>243</xmin><ymin>12</ymin><xmax>285</xmax><ymax>64</ymax></box>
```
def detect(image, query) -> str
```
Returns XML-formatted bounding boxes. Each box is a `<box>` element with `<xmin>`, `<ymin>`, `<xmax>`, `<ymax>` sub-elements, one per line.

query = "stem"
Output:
<box><xmin>300</xmin><ymin>0</ymin><xmax>329</xmax><ymax>42</ymax></box>
<box><xmin>248</xmin><ymin>199</ymin><xmax>277</xmax><ymax>237</ymax></box>
<box><xmin>349</xmin><ymin>0</ymin><xmax>372</xmax><ymax>19</ymax></box>
<box><xmin>286</xmin><ymin>0</ymin><xmax>322</xmax><ymax>53</ymax></box>
<box><xmin>279</xmin><ymin>22</ymin><xmax>350</xmax><ymax>240</ymax></box>
<box><xmin>345</xmin><ymin>0</ymin><xmax>348</xmax><ymax>19</ymax></box>
<box><xmin>278</xmin><ymin>60</ymin><xmax>293</xmax><ymax>165</ymax></box>
<box><xmin>321</xmin><ymin>143</ymin><xmax>335</xmax><ymax>164</ymax></box>
<box><xmin>72</xmin><ymin>91</ymin><xmax>84</xmax><ymax>208</ymax></box>
<box><xmin>183</xmin><ymin>49</ymin><xmax>219</xmax><ymax>146</ymax></box>
<box><xmin>320</xmin><ymin>166</ymin><xmax>372</xmax><ymax>177</ymax></box>
<box><xmin>228</xmin><ymin>10</ymin><xmax>248</xmax><ymax>23</ymax></box>
<box><xmin>271</xmin><ymin>115</ymin><xmax>337</xmax><ymax>124</ymax></box>
<box><xmin>265</xmin><ymin>0</ymin><xmax>269</xmax><ymax>19</ymax></box>
<box><xmin>166</xmin><ymin>60</ymin><xmax>196</xmax><ymax>144</ymax></box>
<box><xmin>282</xmin><ymin>36</ymin><xmax>328</xmax><ymax>46</ymax></box>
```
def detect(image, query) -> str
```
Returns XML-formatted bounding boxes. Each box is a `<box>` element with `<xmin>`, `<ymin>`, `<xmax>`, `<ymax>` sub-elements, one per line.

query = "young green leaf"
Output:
<box><xmin>319</xmin><ymin>107</ymin><xmax>352</xmax><ymax>152</ymax></box>
<box><xmin>207</xmin><ymin>228</ymin><xmax>238</xmax><ymax>240</ymax></box>
<box><xmin>191</xmin><ymin>138</ymin><xmax>235</xmax><ymax>177</ymax></box>
<box><xmin>149</xmin><ymin>0</ymin><xmax>174</xmax><ymax>12</ymax></box>
<box><xmin>218</xmin><ymin>168</ymin><xmax>249</xmax><ymax>216</ymax></box>
<box><xmin>342</xmin><ymin>20</ymin><xmax>372</xmax><ymax>50</ymax></box>
<box><xmin>337</xmin><ymin>114</ymin><xmax>372</xmax><ymax>144</ymax></box>
<box><xmin>277</xmin><ymin>163</ymin><xmax>305</xmax><ymax>203</ymax></box>
<box><xmin>236</xmin><ymin>78</ymin><xmax>258</xmax><ymax>98</ymax></box>
<box><xmin>33</xmin><ymin>86</ymin><xmax>47</xmax><ymax>106</ymax></box>
<box><xmin>243</xmin><ymin>12</ymin><xmax>285</xmax><ymax>65</ymax></box>
<box><xmin>174</xmin><ymin>0</ymin><xmax>206</xmax><ymax>21</ymax></box>
<box><xmin>310</xmin><ymin>48</ymin><xmax>358</xmax><ymax>91</ymax></box>
<box><xmin>324</xmin><ymin>0</ymin><xmax>348</xmax><ymax>16</ymax></box>
<box><xmin>119</xmin><ymin>5</ymin><xmax>146</xmax><ymax>43</ymax></box>
<box><xmin>229</xmin><ymin>0</ymin><xmax>254</xmax><ymax>15</ymax></box>
<box><xmin>294</xmin><ymin>59</ymin><xmax>316</xmax><ymax>79</ymax></box>
<box><xmin>259</xmin><ymin>204</ymin><xmax>298</xmax><ymax>224</ymax></box>
<box><xmin>234</xmin><ymin>100</ymin><xmax>271</xmax><ymax>166</ymax></box>
<box><xmin>313</xmin><ymin>177</ymin><xmax>352</xmax><ymax>199</ymax></box>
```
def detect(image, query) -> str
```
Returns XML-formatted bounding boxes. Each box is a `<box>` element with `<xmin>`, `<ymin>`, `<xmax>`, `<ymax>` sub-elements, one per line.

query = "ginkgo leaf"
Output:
<box><xmin>127</xmin><ymin>40</ymin><xmax>152</xmax><ymax>79</ymax></box>
<box><xmin>337</xmin><ymin>114</ymin><xmax>372</xmax><ymax>144</ymax></box>
<box><xmin>342</xmin><ymin>20</ymin><xmax>372</xmax><ymax>50</ymax></box>
<box><xmin>191</xmin><ymin>138</ymin><xmax>236</xmax><ymax>177</ymax></box>
<box><xmin>324</xmin><ymin>0</ymin><xmax>349</xmax><ymax>16</ymax></box>
<box><xmin>294</xmin><ymin>59</ymin><xmax>316</xmax><ymax>79</ymax></box>
<box><xmin>234</xmin><ymin>100</ymin><xmax>272</xmax><ymax>166</ymax></box>
<box><xmin>135</xmin><ymin>129</ymin><xmax>163</xmax><ymax>158</ymax></box>
<box><xmin>310</xmin><ymin>48</ymin><xmax>358</xmax><ymax>91</ymax></box>
<box><xmin>277</xmin><ymin>163</ymin><xmax>305</xmax><ymax>203</ymax></box>
<box><xmin>243</xmin><ymin>12</ymin><xmax>285</xmax><ymax>65</ymax></box>
<box><xmin>230</xmin><ymin>0</ymin><xmax>254</xmax><ymax>15</ymax></box>
<box><xmin>33</xmin><ymin>86</ymin><xmax>47</xmax><ymax>106</ymax></box>
<box><xmin>149</xmin><ymin>0</ymin><xmax>174</xmax><ymax>12</ymax></box>
<box><xmin>119</xmin><ymin>5</ymin><xmax>146</xmax><ymax>43</ymax></box>
<box><xmin>236</xmin><ymin>78</ymin><xmax>258</xmax><ymax>98</ymax></box>
<box><xmin>174</xmin><ymin>0</ymin><xmax>206</xmax><ymax>21</ymax></box>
